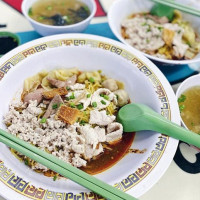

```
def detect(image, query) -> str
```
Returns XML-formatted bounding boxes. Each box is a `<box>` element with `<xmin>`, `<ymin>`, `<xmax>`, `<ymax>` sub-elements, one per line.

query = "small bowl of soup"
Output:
<box><xmin>176</xmin><ymin>74</ymin><xmax>200</xmax><ymax>136</ymax></box>
<box><xmin>22</xmin><ymin>0</ymin><xmax>96</xmax><ymax>36</ymax></box>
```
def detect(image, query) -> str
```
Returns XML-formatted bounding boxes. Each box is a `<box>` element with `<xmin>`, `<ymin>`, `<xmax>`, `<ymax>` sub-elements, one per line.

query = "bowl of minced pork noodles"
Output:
<box><xmin>3</xmin><ymin>67</ymin><xmax>136</xmax><ymax>177</ymax></box>
<box><xmin>121</xmin><ymin>11</ymin><xmax>200</xmax><ymax>61</ymax></box>
<box><xmin>0</xmin><ymin>36</ymin><xmax>179</xmax><ymax>199</ymax></box>
<box><xmin>108</xmin><ymin>0</ymin><xmax>200</xmax><ymax>65</ymax></box>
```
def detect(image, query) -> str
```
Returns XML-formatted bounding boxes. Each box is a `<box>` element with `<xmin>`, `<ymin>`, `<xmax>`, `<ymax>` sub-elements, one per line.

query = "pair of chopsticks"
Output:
<box><xmin>0</xmin><ymin>128</ymin><xmax>137</xmax><ymax>200</ymax></box>
<box><xmin>151</xmin><ymin>0</ymin><xmax>200</xmax><ymax>17</ymax></box>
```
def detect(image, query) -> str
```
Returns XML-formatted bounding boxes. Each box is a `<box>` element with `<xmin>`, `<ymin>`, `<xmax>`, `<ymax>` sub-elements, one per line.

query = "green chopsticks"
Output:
<box><xmin>151</xmin><ymin>0</ymin><xmax>200</xmax><ymax>17</ymax></box>
<box><xmin>0</xmin><ymin>128</ymin><xmax>137</xmax><ymax>200</ymax></box>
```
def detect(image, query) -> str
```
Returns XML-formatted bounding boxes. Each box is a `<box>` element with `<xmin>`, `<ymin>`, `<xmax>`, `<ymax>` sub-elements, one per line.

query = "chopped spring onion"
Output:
<box><xmin>28</xmin><ymin>8</ymin><xmax>33</xmax><ymax>16</ymax></box>
<box><xmin>24</xmin><ymin>158</ymin><xmax>29</xmax><ymax>166</ymax></box>
<box><xmin>101</xmin><ymin>100</ymin><xmax>106</xmax><ymax>105</ymax></box>
<box><xmin>87</xmin><ymin>93</ymin><xmax>91</xmax><ymax>98</ymax></box>
<box><xmin>100</xmin><ymin>94</ymin><xmax>104</xmax><ymax>97</ymax></box>
<box><xmin>80</xmin><ymin>120</ymin><xmax>86</xmax><ymax>125</ymax></box>
<box><xmin>53</xmin><ymin>175</ymin><xmax>57</xmax><ymax>181</ymax></box>
<box><xmin>52</xmin><ymin>104</ymin><xmax>58</xmax><ymax>109</ymax></box>
<box><xmin>89</xmin><ymin>77</ymin><xmax>95</xmax><ymax>83</ymax></box>
<box><xmin>92</xmin><ymin>102</ymin><xmax>97</xmax><ymax>107</ymax></box>
<box><xmin>47</xmin><ymin>6</ymin><xmax>53</xmax><ymax>11</ymax></box>
<box><xmin>40</xmin><ymin>117</ymin><xmax>47</xmax><ymax>123</ymax></box>
<box><xmin>69</xmin><ymin>93</ymin><xmax>75</xmax><ymax>99</ymax></box>
<box><xmin>70</xmin><ymin>102</ymin><xmax>76</xmax><ymax>108</ymax></box>
<box><xmin>103</xmin><ymin>95</ymin><xmax>109</xmax><ymax>100</ymax></box>
<box><xmin>66</xmin><ymin>86</ymin><xmax>71</xmax><ymax>90</ymax></box>
<box><xmin>179</xmin><ymin>105</ymin><xmax>185</xmax><ymax>112</ymax></box>
<box><xmin>76</xmin><ymin>104</ymin><xmax>83</xmax><ymax>110</ymax></box>
<box><xmin>178</xmin><ymin>94</ymin><xmax>186</xmax><ymax>103</ymax></box>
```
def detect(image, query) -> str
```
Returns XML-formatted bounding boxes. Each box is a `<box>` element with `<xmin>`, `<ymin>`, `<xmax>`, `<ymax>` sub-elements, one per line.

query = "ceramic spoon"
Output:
<box><xmin>117</xmin><ymin>103</ymin><xmax>200</xmax><ymax>148</ymax></box>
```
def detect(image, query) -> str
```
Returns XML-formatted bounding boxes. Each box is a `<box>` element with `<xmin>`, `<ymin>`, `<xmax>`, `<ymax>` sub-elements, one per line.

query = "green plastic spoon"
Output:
<box><xmin>117</xmin><ymin>103</ymin><xmax>200</xmax><ymax>148</ymax></box>
<box><xmin>150</xmin><ymin>0</ymin><xmax>200</xmax><ymax>21</ymax></box>
<box><xmin>150</xmin><ymin>3</ymin><xmax>174</xmax><ymax>21</ymax></box>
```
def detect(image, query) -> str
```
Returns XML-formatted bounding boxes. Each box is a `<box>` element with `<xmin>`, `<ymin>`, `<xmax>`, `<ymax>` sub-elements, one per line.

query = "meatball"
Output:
<box><xmin>102</xmin><ymin>79</ymin><xmax>118</xmax><ymax>92</ymax></box>
<box><xmin>114</xmin><ymin>89</ymin><xmax>129</xmax><ymax>107</ymax></box>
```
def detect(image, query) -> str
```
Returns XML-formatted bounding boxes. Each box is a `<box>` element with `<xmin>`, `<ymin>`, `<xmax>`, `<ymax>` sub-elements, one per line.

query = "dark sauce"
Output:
<box><xmin>80</xmin><ymin>132</ymin><xmax>135</xmax><ymax>175</ymax></box>
<box><xmin>0</xmin><ymin>24</ymin><xmax>7</xmax><ymax>28</ymax></box>
<box><xmin>0</xmin><ymin>36</ymin><xmax>18</xmax><ymax>55</ymax></box>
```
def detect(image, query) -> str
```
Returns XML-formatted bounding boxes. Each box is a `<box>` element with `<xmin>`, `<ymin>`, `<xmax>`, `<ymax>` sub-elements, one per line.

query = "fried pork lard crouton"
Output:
<box><xmin>56</xmin><ymin>105</ymin><xmax>81</xmax><ymax>125</ymax></box>
<box><xmin>43</xmin><ymin>87</ymin><xmax>68</xmax><ymax>99</ymax></box>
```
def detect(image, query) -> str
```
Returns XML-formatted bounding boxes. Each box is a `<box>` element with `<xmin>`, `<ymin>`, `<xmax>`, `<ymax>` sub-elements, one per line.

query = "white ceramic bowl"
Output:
<box><xmin>176</xmin><ymin>74</ymin><xmax>200</xmax><ymax>129</ymax></box>
<box><xmin>0</xmin><ymin>34</ymin><xmax>179</xmax><ymax>200</ymax></box>
<box><xmin>21</xmin><ymin>0</ymin><xmax>96</xmax><ymax>36</ymax></box>
<box><xmin>108</xmin><ymin>0</ymin><xmax>200</xmax><ymax>66</ymax></box>
<box><xmin>176</xmin><ymin>74</ymin><xmax>200</xmax><ymax>151</ymax></box>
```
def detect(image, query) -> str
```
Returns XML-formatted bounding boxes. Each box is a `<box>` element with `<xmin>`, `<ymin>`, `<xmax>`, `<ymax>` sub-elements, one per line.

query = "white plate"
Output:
<box><xmin>0</xmin><ymin>34</ymin><xmax>179</xmax><ymax>200</ymax></box>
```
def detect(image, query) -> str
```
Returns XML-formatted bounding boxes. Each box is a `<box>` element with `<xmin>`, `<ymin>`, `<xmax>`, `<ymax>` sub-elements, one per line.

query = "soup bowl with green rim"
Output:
<box><xmin>0</xmin><ymin>32</ymin><xmax>20</xmax><ymax>58</ymax></box>
<box><xmin>21</xmin><ymin>0</ymin><xmax>97</xmax><ymax>36</ymax></box>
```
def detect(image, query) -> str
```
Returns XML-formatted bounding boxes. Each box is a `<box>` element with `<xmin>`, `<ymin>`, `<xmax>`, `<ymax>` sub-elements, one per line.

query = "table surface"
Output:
<box><xmin>1</xmin><ymin>0</ymin><xmax>200</xmax><ymax>200</ymax></box>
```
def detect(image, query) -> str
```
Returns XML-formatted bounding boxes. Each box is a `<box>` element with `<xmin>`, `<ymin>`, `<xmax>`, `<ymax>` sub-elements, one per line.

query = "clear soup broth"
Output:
<box><xmin>178</xmin><ymin>86</ymin><xmax>200</xmax><ymax>134</ymax></box>
<box><xmin>28</xmin><ymin>0</ymin><xmax>90</xmax><ymax>26</ymax></box>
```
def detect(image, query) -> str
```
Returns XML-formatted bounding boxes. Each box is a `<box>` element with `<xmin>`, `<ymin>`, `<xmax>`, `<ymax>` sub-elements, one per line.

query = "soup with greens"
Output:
<box><xmin>28</xmin><ymin>0</ymin><xmax>90</xmax><ymax>26</ymax></box>
<box><xmin>178</xmin><ymin>86</ymin><xmax>200</xmax><ymax>134</ymax></box>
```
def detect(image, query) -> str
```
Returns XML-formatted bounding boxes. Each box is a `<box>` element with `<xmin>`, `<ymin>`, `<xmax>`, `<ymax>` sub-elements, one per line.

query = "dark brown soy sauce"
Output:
<box><xmin>0</xmin><ymin>36</ymin><xmax>19</xmax><ymax>55</ymax></box>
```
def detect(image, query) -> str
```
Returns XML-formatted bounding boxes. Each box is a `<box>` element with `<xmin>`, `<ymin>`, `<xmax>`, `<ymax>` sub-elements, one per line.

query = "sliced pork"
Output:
<box><xmin>106</xmin><ymin>122</ymin><xmax>123</xmax><ymax>143</ymax></box>
<box><xmin>43</xmin><ymin>95</ymin><xmax>63</xmax><ymax>118</ymax></box>
<box><xmin>24</xmin><ymin>88</ymin><xmax>45</xmax><ymax>104</ymax></box>
<box><xmin>89</xmin><ymin>110</ymin><xmax>115</xmax><ymax>126</ymax></box>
